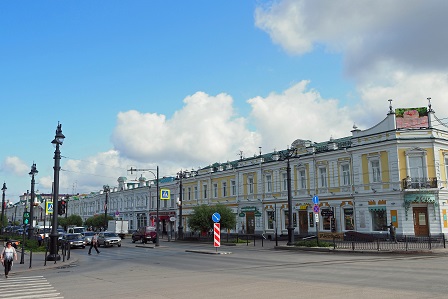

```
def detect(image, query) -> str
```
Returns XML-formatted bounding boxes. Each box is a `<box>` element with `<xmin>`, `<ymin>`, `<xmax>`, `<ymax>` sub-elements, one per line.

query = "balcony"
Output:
<box><xmin>402</xmin><ymin>177</ymin><xmax>438</xmax><ymax>190</ymax></box>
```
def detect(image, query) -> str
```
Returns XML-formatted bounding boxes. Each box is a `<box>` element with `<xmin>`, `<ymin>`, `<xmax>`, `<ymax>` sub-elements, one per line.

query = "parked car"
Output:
<box><xmin>132</xmin><ymin>226</ymin><xmax>157</xmax><ymax>244</ymax></box>
<box><xmin>98</xmin><ymin>232</ymin><xmax>122</xmax><ymax>247</ymax></box>
<box><xmin>61</xmin><ymin>233</ymin><xmax>86</xmax><ymax>249</ymax></box>
<box><xmin>82</xmin><ymin>231</ymin><xmax>95</xmax><ymax>245</ymax></box>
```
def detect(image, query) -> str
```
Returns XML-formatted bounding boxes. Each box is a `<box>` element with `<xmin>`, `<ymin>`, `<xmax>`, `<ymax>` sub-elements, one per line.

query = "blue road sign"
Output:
<box><xmin>312</xmin><ymin>195</ymin><xmax>319</xmax><ymax>205</ymax></box>
<box><xmin>212</xmin><ymin>212</ymin><xmax>221</xmax><ymax>223</ymax></box>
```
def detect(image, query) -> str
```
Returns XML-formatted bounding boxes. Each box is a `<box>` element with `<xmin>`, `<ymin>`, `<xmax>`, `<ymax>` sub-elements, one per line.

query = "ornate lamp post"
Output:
<box><xmin>176</xmin><ymin>170</ymin><xmax>188</xmax><ymax>240</ymax></box>
<box><xmin>280</xmin><ymin>148</ymin><xmax>296</xmax><ymax>245</ymax></box>
<box><xmin>28</xmin><ymin>163</ymin><xmax>38</xmax><ymax>239</ymax></box>
<box><xmin>103</xmin><ymin>185</ymin><xmax>110</xmax><ymax>230</ymax></box>
<box><xmin>1</xmin><ymin>182</ymin><xmax>6</xmax><ymax>232</ymax></box>
<box><xmin>47</xmin><ymin>123</ymin><xmax>65</xmax><ymax>261</ymax></box>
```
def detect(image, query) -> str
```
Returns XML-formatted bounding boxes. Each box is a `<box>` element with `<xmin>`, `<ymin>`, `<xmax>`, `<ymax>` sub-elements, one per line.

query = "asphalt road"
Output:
<box><xmin>5</xmin><ymin>239</ymin><xmax>448</xmax><ymax>298</ymax></box>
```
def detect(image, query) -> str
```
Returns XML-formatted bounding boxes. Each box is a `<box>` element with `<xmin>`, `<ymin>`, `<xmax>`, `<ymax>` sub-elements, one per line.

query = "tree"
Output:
<box><xmin>188</xmin><ymin>204</ymin><xmax>236</xmax><ymax>233</ymax></box>
<box><xmin>84</xmin><ymin>214</ymin><xmax>113</xmax><ymax>230</ymax></box>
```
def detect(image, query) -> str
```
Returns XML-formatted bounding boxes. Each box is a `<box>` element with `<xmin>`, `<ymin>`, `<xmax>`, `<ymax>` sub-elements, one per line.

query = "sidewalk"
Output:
<box><xmin>3</xmin><ymin>250</ymin><xmax>79</xmax><ymax>276</ymax></box>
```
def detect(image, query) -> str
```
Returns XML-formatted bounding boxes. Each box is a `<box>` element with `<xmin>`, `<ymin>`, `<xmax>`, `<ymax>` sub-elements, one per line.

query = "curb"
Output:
<box><xmin>9</xmin><ymin>253</ymin><xmax>79</xmax><ymax>275</ymax></box>
<box><xmin>185</xmin><ymin>249</ymin><xmax>232</xmax><ymax>255</ymax></box>
<box><xmin>274</xmin><ymin>245</ymin><xmax>448</xmax><ymax>255</ymax></box>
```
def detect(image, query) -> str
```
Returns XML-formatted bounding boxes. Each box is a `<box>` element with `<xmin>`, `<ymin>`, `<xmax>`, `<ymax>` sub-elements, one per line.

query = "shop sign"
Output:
<box><xmin>241</xmin><ymin>206</ymin><xmax>257</xmax><ymax>212</ymax></box>
<box><xmin>295</xmin><ymin>205</ymin><xmax>308</xmax><ymax>210</ymax></box>
<box><xmin>320</xmin><ymin>210</ymin><xmax>334</xmax><ymax>217</ymax></box>
<box><xmin>404</xmin><ymin>193</ymin><xmax>436</xmax><ymax>203</ymax></box>
<box><xmin>239</xmin><ymin>212</ymin><xmax>245</xmax><ymax>217</ymax></box>
<box><xmin>254</xmin><ymin>211</ymin><xmax>262</xmax><ymax>217</ymax></box>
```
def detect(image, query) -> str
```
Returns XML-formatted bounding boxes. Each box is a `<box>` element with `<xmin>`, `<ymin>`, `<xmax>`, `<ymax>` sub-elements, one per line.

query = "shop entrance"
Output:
<box><xmin>246</xmin><ymin>212</ymin><xmax>255</xmax><ymax>234</ymax></box>
<box><xmin>298</xmin><ymin>211</ymin><xmax>308</xmax><ymax>235</ymax></box>
<box><xmin>413</xmin><ymin>207</ymin><xmax>429</xmax><ymax>236</ymax></box>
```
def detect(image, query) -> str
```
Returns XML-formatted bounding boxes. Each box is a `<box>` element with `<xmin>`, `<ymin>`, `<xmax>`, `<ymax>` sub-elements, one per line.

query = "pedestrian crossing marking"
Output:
<box><xmin>0</xmin><ymin>275</ymin><xmax>62</xmax><ymax>299</ymax></box>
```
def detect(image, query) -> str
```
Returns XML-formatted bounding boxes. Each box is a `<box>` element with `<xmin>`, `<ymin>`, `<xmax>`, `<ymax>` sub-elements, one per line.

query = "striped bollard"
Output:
<box><xmin>214</xmin><ymin>223</ymin><xmax>221</xmax><ymax>250</ymax></box>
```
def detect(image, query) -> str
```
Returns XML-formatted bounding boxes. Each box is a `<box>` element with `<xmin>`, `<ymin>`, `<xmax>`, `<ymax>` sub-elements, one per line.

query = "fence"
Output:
<box><xmin>182</xmin><ymin>231</ymin><xmax>446</xmax><ymax>251</ymax></box>
<box><xmin>331</xmin><ymin>234</ymin><xmax>446</xmax><ymax>251</ymax></box>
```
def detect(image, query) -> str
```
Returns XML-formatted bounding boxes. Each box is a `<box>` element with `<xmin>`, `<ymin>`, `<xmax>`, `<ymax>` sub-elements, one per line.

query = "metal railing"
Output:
<box><xmin>331</xmin><ymin>234</ymin><xmax>445</xmax><ymax>251</ymax></box>
<box><xmin>402</xmin><ymin>177</ymin><xmax>438</xmax><ymax>189</ymax></box>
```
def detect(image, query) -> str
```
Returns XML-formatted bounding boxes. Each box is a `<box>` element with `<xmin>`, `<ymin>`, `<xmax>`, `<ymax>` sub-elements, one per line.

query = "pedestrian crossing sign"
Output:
<box><xmin>160</xmin><ymin>189</ymin><xmax>170</xmax><ymax>200</ymax></box>
<box><xmin>46</xmin><ymin>201</ymin><xmax>53</xmax><ymax>215</ymax></box>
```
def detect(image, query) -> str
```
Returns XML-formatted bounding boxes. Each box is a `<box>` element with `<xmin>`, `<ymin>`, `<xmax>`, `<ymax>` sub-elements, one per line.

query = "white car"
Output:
<box><xmin>98</xmin><ymin>232</ymin><xmax>122</xmax><ymax>247</ymax></box>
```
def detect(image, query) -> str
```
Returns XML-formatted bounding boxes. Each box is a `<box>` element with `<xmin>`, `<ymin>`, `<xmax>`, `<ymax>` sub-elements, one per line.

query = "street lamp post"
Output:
<box><xmin>47</xmin><ymin>123</ymin><xmax>65</xmax><ymax>261</ymax></box>
<box><xmin>280</xmin><ymin>148</ymin><xmax>296</xmax><ymax>246</ymax></box>
<box><xmin>176</xmin><ymin>170</ymin><xmax>188</xmax><ymax>240</ymax></box>
<box><xmin>103</xmin><ymin>185</ymin><xmax>110</xmax><ymax>230</ymax></box>
<box><xmin>1</xmin><ymin>182</ymin><xmax>6</xmax><ymax>232</ymax></box>
<box><xmin>28</xmin><ymin>163</ymin><xmax>38</xmax><ymax>239</ymax></box>
<box><xmin>128</xmin><ymin>166</ymin><xmax>159</xmax><ymax>246</ymax></box>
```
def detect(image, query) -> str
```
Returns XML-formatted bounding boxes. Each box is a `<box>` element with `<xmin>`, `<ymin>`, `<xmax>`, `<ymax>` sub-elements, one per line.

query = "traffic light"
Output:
<box><xmin>61</xmin><ymin>200</ymin><xmax>66</xmax><ymax>215</ymax></box>
<box><xmin>23</xmin><ymin>211</ymin><xmax>30</xmax><ymax>225</ymax></box>
<box><xmin>58</xmin><ymin>200</ymin><xmax>66</xmax><ymax>215</ymax></box>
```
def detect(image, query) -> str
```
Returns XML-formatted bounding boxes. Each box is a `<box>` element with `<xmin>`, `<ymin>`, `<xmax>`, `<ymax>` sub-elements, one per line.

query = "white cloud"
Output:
<box><xmin>1</xmin><ymin>156</ymin><xmax>28</xmax><ymax>176</ymax></box>
<box><xmin>255</xmin><ymin>0</ymin><xmax>448</xmax><ymax>78</ymax></box>
<box><xmin>255</xmin><ymin>0</ymin><xmax>448</xmax><ymax>127</ymax></box>
<box><xmin>111</xmin><ymin>92</ymin><xmax>262</xmax><ymax>166</ymax></box>
<box><xmin>248</xmin><ymin>81</ymin><xmax>354</xmax><ymax>148</ymax></box>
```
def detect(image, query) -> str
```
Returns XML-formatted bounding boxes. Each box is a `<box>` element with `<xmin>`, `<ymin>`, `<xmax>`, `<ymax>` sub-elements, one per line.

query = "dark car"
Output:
<box><xmin>98</xmin><ymin>232</ymin><xmax>122</xmax><ymax>247</ymax></box>
<box><xmin>132</xmin><ymin>226</ymin><xmax>157</xmax><ymax>244</ymax></box>
<box><xmin>62</xmin><ymin>233</ymin><xmax>86</xmax><ymax>249</ymax></box>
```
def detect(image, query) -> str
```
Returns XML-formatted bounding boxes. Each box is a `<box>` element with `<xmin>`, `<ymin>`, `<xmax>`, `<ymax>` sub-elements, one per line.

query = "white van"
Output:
<box><xmin>67</xmin><ymin>226</ymin><xmax>86</xmax><ymax>234</ymax></box>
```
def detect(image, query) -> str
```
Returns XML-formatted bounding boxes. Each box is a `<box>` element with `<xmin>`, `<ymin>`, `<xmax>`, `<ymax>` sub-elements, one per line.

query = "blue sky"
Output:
<box><xmin>2</xmin><ymin>1</ymin><xmax>448</xmax><ymax>202</ymax></box>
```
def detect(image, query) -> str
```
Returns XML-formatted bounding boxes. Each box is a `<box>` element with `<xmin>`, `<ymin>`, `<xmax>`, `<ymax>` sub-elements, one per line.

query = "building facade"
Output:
<box><xmin>62</xmin><ymin>102</ymin><xmax>448</xmax><ymax>238</ymax></box>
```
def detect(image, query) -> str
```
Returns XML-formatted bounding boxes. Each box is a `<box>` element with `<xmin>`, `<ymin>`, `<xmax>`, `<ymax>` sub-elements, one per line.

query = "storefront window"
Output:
<box><xmin>284</xmin><ymin>210</ymin><xmax>297</xmax><ymax>228</ymax></box>
<box><xmin>344</xmin><ymin>208</ymin><xmax>354</xmax><ymax>230</ymax></box>
<box><xmin>371</xmin><ymin>209</ymin><xmax>387</xmax><ymax>231</ymax></box>
<box><xmin>321</xmin><ymin>208</ymin><xmax>333</xmax><ymax>230</ymax></box>
<box><xmin>267</xmin><ymin>211</ymin><xmax>274</xmax><ymax>229</ymax></box>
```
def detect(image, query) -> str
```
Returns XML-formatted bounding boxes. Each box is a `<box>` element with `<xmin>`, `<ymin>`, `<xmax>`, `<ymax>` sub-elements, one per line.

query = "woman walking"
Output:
<box><xmin>1</xmin><ymin>241</ymin><xmax>18</xmax><ymax>278</ymax></box>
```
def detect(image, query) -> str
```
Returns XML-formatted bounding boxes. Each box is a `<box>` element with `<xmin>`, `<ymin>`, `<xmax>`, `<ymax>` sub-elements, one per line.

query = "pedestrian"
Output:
<box><xmin>88</xmin><ymin>232</ymin><xmax>100</xmax><ymax>255</ymax></box>
<box><xmin>388</xmin><ymin>222</ymin><xmax>397</xmax><ymax>243</ymax></box>
<box><xmin>1</xmin><ymin>241</ymin><xmax>18</xmax><ymax>278</ymax></box>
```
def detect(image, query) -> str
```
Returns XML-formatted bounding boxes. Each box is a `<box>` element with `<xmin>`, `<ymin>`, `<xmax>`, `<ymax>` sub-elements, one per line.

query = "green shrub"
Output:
<box><xmin>294</xmin><ymin>239</ymin><xmax>334</xmax><ymax>248</ymax></box>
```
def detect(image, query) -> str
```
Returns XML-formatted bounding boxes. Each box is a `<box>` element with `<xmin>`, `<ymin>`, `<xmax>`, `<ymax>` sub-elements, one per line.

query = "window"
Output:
<box><xmin>371</xmin><ymin>160</ymin><xmax>381</xmax><ymax>183</ymax></box>
<box><xmin>203</xmin><ymin>184</ymin><xmax>208</xmax><ymax>199</ymax></box>
<box><xmin>267</xmin><ymin>210</ymin><xmax>275</xmax><ymax>229</ymax></box>
<box><xmin>445</xmin><ymin>156</ymin><xmax>448</xmax><ymax>181</ymax></box>
<box><xmin>187</xmin><ymin>187</ymin><xmax>191</xmax><ymax>201</ymax></box>
<box><xmin>341</xmin><ymin>164</ymin><xmax>351</xmax><ymax>186</ymax></box>
<box><xmin>248</xmin><ymin>177</ymin><xmax>254</xmax><ymax>194</ymax></box>
<box><xmin>213</xmin><ymin>183</ymin><xmax>218</xmax><ymax>198</ymax></box>
<box><xmin>284</xmin><ymin>210</ymin><xmax>297</xmax><ymax>228</ymax></box>
<box><xmin>299</xmin><ymin>169</ymin><xmax>306</xmax><ymax>189</ymax></box>
<box><xmin>319</xmin><ymin>167</ymin><xmax>327</xmax><ymax>187</ymax></box>
<box><xmin>344</xmin><ymin>208</ymin><xmax>354</xmax><ymax>230</ymax></box>
<box><xmin>222</xmin><ymin>182</ymin><xmax>227</xmax><ymax>197</ymax></box>
<box><xmin>321</xmin><ymin>209</ymin><xmax>331</xmax><ymax>230</ymax></box>
<box><xmin>409</xmin><ymin>155</ymin><xmax>424</xmax><ymax>179</ymax></box>
<box><xmin>282</xmin><ymin>173</ymin><xmax>288</xmax><ymax>191</ymax></box>
<box><xmin>371</xmin><ymin>209</ymin><xmax>387</xmax><ymax>231</ymax></box>
<box><xmin>231</xmin><ymin>180</ymin><xmax>236</xmax><ymax>196</ymax></box>
<box><xmin>194</xmin><ymin>186</ymin><xmax>198</xmax><ymax>200</ymax></box>
<box><xmin>265</xmin><ymin>174</ymin><xmax>272</xmax><ymax>193</ymax></box>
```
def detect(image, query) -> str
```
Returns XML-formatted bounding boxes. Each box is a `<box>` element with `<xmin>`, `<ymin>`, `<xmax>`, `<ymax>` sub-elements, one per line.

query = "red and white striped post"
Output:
<box><xmin>214</xmin><ymin>223</ymin><xmax>221</xmax><ymax>248</ymax></box>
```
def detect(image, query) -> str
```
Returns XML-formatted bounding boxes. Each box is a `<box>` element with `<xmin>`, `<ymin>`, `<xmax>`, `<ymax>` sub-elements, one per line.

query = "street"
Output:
<box><xmin>3</xmin><ymin>239</ymin><xmax>448</xmax><ymax>298</ymax></box>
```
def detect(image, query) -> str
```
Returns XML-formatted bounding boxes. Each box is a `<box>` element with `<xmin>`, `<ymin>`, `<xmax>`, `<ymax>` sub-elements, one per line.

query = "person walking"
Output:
<box><xmin>1</xmin><ymin>241</ymin><xmax>18</xmax><ymax>278</ymax></box>
<box><xmin>88</xmin><ymin>232</ymin><xmax>100</xmax><ymax>255</ymax></box>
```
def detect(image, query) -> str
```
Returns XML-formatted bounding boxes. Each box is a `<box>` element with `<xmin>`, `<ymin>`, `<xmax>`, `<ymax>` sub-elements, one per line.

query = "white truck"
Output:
<box><xmin>108</xmin><ymin>220</ymin><xmax>129</xmax><ymax>238</ymax></box>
